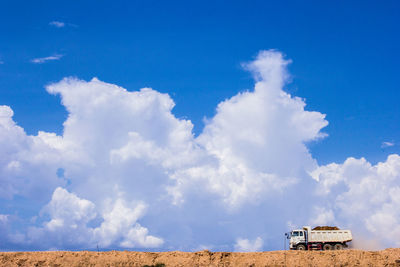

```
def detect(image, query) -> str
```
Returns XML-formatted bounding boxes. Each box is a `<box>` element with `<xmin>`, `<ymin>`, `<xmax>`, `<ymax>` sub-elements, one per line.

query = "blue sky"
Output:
<box><xmin>1</xmin><ymin>0</ymin><xmax>399</xmax><ymax>164</ymax></box>
<box><xmin>0</xmin><ymin>0</ymin><xmax>400</xmax><ymax>251</ymax></box>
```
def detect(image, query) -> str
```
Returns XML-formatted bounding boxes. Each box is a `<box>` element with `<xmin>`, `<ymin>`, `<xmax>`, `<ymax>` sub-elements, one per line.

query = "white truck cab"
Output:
<box><xmin>289</xmin><ymin>229</ymin><xmax>306</xmax><ymax>250</ymax></box>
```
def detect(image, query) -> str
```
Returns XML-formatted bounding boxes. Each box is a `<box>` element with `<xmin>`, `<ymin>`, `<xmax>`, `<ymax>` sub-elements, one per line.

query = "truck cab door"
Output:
<box><xmin>299</xmin><ymin>231</ymin><xmax>306</xmax><ymax>243</ymax></box>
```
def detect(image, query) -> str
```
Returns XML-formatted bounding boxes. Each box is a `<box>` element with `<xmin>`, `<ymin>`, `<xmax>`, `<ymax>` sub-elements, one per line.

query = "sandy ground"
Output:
<box><xmin>0</xmin><ymin>249</ymin><xmax>399</xmax><ymax>267</ymax></box>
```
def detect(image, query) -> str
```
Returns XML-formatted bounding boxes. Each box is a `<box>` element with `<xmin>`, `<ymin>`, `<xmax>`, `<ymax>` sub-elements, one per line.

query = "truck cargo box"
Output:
<box><xmin>308</xmin><ymin>229</ymin><xmax>352</xmax><ymax>243</ymax></box>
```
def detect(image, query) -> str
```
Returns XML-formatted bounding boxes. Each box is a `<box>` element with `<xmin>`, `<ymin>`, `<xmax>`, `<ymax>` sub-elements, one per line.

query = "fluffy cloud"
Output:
<box><xmin>311</xmin><ymin>154</ymin><xmax>400</xmax><ymax>247</ymax></box>
<box><xmin>309</xmin><ymin>207</ymin><xmax>335</xmax><ymax>226</ymax></box>
<box><xmin>170</xmin><ymin>51</ymin><xmax>328</xmax><ymax>207</ymax></box>
<box><xmin>44</xmin><ymin>187</ymin><xmax>96</xmax><ymax>231</ymax></box>
<box><xmin>234</xmin><ymin>237</ymin><xmax>263</xmax><ymax>252</ymax></box>
<box><xmin>94</xmin><ymin>197</ymin><xmax>163</xmax><ymax>248</ymax></box>
<box><xmin>21</xmin><ymin>187</ymin><xmax>163</xmax><ymax>249</ymax></box>
<box><xmin>0</xmin><ymin>105</ymin><xmax>63</xmax><ymax>200</ymax></box>
<box><xmin>0</xmin><ymin>50</ymin><xmax>398</xmax><ymax>251</ymax></box>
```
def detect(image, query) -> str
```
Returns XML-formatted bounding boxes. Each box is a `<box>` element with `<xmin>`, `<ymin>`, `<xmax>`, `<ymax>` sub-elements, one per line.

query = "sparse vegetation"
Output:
<box><xmin>142</xmin><ymin>263</ymin><xmax>166</xmax><ymax>267</ymax></box>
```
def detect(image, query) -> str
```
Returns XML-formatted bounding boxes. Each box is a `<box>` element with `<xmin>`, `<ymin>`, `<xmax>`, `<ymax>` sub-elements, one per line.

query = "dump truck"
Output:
<box><xmin>286</xmin><ymin>226</ymin><xmax>352</xmax><ymax>250</ymax></box>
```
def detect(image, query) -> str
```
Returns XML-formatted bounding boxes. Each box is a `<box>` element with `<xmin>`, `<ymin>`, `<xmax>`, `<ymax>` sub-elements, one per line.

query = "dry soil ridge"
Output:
<box><xmin>0</xmin><ymin>248</ymin><xmax>399</xmax><ymax>267</ymax></box>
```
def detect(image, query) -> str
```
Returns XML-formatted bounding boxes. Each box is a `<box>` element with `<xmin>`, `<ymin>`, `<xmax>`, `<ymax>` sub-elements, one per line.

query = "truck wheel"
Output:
<box><xmin>334</xmin><ymin>244</ymin><xmax>343</xmax><ymax>250</ymax></box>
<box><xmin>323</xmin><ymin>244</ymin><xmax>332</xmax><ymax>250</ymax></box>
<box><xmin>296</xmin><ymin>244</ymin><xmax>306</xmax><ymax>250</ymax></box>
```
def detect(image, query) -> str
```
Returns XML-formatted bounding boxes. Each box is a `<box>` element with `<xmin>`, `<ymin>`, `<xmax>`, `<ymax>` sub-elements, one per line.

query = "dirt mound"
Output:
<box><xmin>0</xmin><ymin>249</ymin><xmax>399</xmax><ymax>267</ymax></box>
<box><xmin>312</xmin><ymin>226</ymin><xmax>340</xmax><ymax>230</ymax></box>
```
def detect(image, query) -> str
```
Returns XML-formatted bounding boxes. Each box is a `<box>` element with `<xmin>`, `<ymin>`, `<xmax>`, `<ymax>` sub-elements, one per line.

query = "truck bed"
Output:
<box><xmin>309</xmin><ymin>230</ymin><xmax>352</xmax><ymax>243</ymax></box>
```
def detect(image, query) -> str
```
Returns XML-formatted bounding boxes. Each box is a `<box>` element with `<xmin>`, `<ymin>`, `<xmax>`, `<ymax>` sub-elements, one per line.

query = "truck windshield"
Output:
<box><xmin>292</xmin><ymin>231</ymin><xmax>299</xmax><ymax>236</ymax></box>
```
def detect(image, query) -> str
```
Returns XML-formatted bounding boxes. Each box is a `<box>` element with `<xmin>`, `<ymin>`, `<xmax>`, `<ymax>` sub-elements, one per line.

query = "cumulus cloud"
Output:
<box><xmin>0</xmin><ymin>50</ymin><xmax>399</xmax><ymax>251</ymax></box>
<box><xmin>22</xmin><ymin>187</ymin><xmax>163</xmax><ymax>249</ymax></box>
<box><xmin>311</xmin><ymin>154</ymin><xmax>400</xmax><ymax>247</ymax></box>
<box><xmin>234</xmin><ymin>237</ymin><xmax>263</xmax><ymax>252</ymax></box>
<box><xmin>169</xmin><ymin>51</ymin><xmax>328</xmax><ymax>207</ymax></box>
<box><xmin>94</xmin><ymin>197</ymin><xmax>163</xmax><ymax>248</ymax></box>
<box><xmin>0</xmin><ymin>105</ymin><xmax>63</xmax><ymax>200</ymax></box>
<box><xmin>310</xmin><ymin>207</ymin><xmax>335</xmax><ymax>226</ymax></box>
<box><xmin>31</xmin><ymin>54</ymin><xmax>63</xmax><ymax>64</ymax></box>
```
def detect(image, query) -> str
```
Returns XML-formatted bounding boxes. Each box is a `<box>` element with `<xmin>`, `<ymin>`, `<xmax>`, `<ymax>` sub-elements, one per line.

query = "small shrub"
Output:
<box><xmin>142</xmin><ymin>263</ymin><xmax>166</xmax><ymax>267</ymax></box>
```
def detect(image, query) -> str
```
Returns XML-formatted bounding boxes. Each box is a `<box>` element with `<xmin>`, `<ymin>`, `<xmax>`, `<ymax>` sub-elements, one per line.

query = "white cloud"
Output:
<box><xmin>23</xmin><ymin>187</ymin><xmax>163</xmax><ymax>249</ymax></box>
<box><xmin>0</xmin><ymin>105</ymin><xmax>63</xmax><ymax>200</ymax></box>
<box><xmin>311</xmin><ymin>154</ymin><xmax>400</xmax><ymax>247</ymax></box>
<box><xmin>49</xmin><ymin>21</ymin><xmax>77</xmax><ymax>28</ymax></box>
<box><xmin>49</xmin><ymin>21</ymin><xmax>65</xmax><ymax>28</ymax></box>
<box><xmin>169</xmin><ymin>50</ymin><xmax>328</xmax><ymax>207</ymax></box>
<box><xmin>94</xmin><ymin>198</ymin><xmax>163</xmax><ymax>248</ymax></box>
<box><xmin>1</xmin><ymin>50</ymin><xmax>399</xmax><ymax>250</ymax></box>
<box><xmin>234</xmin><ymin>237</ymin><xmax>263</xmax><ymax>252</ymax></box>
<box><xmin>31</xmin><ymin>54</ymin><xmax>63</xmax><ymax>64</ymax></box>
<box><xmin>381</xmin><ymin>141</ymin><xmax>395</xmax><ymax>148</ymax></box>
<box><xmin>43</xmin><ymin>187</ymin><xmax>96</xmax><ymax>231</ymax></box>
<box><xmin>310</xmin><ymin>207</ymin><xmax>335</xmax><ymax>226</ymax></box>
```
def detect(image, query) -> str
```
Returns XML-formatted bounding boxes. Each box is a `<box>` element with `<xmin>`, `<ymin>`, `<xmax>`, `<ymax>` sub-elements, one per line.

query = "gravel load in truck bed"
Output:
<box><xmin>312</xmin><ymin>226</ymin><xmax>340</xmax><ymax>230</ymax></box>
